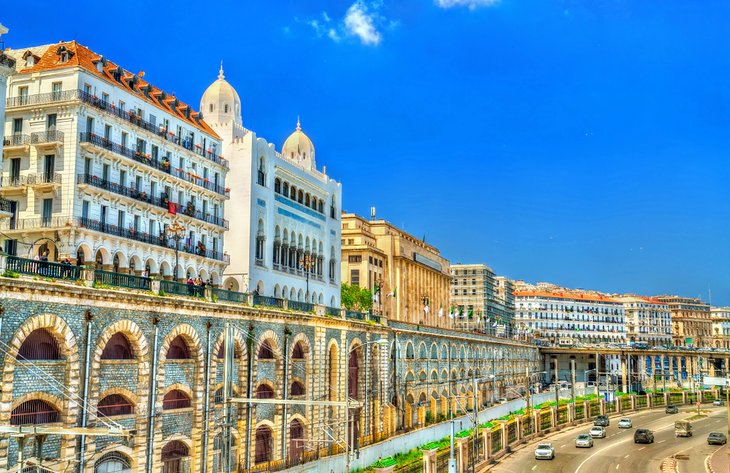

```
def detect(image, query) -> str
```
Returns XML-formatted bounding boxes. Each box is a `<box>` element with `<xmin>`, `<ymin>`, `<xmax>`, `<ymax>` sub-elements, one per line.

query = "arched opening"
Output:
<box><xmin>258</xmin><ymin>340</ymin><xmax>274</xmax><ymax>360</ymax></box>
<box><xmin>255</xmin><ymin>425</ymin><xmax>273</xmax><ymax>464</ymax></box>
<box><xmin>95</xmin><ymin>249</ymin><xmax>105</xmax><ymax>269</ymax></box>
<box><xmin>97</xmin><ymin>394</ymin><xmax>134</xmax><ymax>417</ymax></box>
<box><xmin>328</xmin><ymin>343</ymin><xmax>339</xmax><ymax>401</ymax></box>
<box><xmin>161</xmin><ymin>440</ymin><xmax>189</xmax><ymax>473</ymax></box>
<box><xmin>255</xmin><ymin>384</ymin><xmax>274</xmax><ymax>399</ymax></box>
<box><xmin>166</xmin><ymin>335</ymin><xmax>191</xmax><ymax>359</ymax></box>
<box><xmin>162</xmin><ymin>389</ymin><xmax>191</xmax><ymax>410</ymax></box>
<box><xmin>11</xmin><ymin>399</ymin><xmax>59</xmax><ymax>425</ymax></box>
<box><xmin>292</xmin><ymin>342</ymin><xmax>305</xmax><ymax>359</ymax></box>
<box><xmin>113</xmin><ymin>253</ymin><xmax>120</xmax><ymax>272</ymax></box>
<box><xmin>101</xmin><ymin>333</ymin><xmax>134</xmax><ymax>360</ymax></box>
<box><xmin>18</xmin><ymin>329</ymin><xmax>60</xmax><ymax>360</ymax></box>
<box><xmin>290</xmin><ymin>381</ymin><xmax>305</xmax><ymax>396</ymax></box>
<box><xmin>94</xmin><ymin>451</ymin><xmax>132</xmax><ymax>473</ymax></box>
<box><xmin>289</xmin><ymin>419</ymin><xmax>305</xmax><ymax>464</ymax></box>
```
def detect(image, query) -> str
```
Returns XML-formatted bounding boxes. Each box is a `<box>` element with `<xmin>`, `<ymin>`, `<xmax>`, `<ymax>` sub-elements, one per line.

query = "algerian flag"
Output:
<box><xmin>388</xmin><ymin>287</ymin><xmax>397</xmax><ymax>298</ymax></box>
<box><xmin>373</xmin><ymin>282</ymin><xmax>380</xmax><ymax>304</ymax></box>
<box><xmin>449</xmin><ymin>306</ymin><xmax>454</xmax><ymax>319</ymax></box>
<box><xmin>424</xmin><ymin>304</ymin><xmax>430</xmax><ymax>314</ymax></box>
<box><xmin>438</xmin><ymin>306</ymin><xmax>444</xmax><ymax>317</ymax></box>
<box><xmin>468</xmin><ymin>309</ymin><xmax>473</xmax><ymax>319</ymax></box>
<box><xmin>493</xmin><ymin>320</ymin><xmax>498</xmax><ymax>327</ymax></box>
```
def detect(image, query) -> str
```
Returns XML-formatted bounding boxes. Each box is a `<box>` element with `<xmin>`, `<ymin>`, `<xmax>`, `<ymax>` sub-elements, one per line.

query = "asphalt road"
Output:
<box><xmin>487</xmin><ymin>406</ymin><xmax>728</xmax><ymax>473</ymax></box>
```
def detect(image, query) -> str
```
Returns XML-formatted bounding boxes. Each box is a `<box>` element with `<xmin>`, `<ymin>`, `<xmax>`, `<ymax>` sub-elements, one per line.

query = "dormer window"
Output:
<box><xmin>25</xmin><ymin>56</ymin><xmax>34</xmax><ymax>67</ymax></box>
<box><xmin>57</xmin><ymin>46</ymin><xmax>72</xmax><ymax>63</ymax></box>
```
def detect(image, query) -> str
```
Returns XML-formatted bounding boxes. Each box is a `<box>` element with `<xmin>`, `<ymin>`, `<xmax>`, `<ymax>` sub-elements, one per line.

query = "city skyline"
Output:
<box><xmin>3</xmin><ymin>0</ymin><xmax>729</xmax><ymax>304</ymax></box>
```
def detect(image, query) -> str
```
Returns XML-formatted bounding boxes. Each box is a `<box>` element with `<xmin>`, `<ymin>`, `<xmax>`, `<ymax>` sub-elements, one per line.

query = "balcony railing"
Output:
<box><xmin>77</xmin><ymin>216</ymin><xmax>229</xmax><ymax>263</ymax></box>
<box><xmin>1</xmin><ymin>175</ymin><xmax>29</xmax><ymax>187</ymax></box>
<box><xmin>30</xmin><ymin>130</ymin><xmax>64</xmax><ymax>145</ymax></box>
<box><xmin>28</xmin><ymin>172</ymin><xmax>62</xmax><ymax>185</ymax></box>
<box><xmin>6</xmin><ymin>255</ymin><xmax>81</xmax><ymax>280</ymax></box>
<box><xmin>76</xmin><ymin>90</ymin><xmax>228</xmax><ymax>169</ymax></box>
<box><xmin>6</xmin><ymin>89</ymin><xmax>80</xmax><ymax>108</ymax></box>
<box><xmin>288</xmin><ymin>300</ymin><xmax>314</xmax><ymax>313</ymax></box>
<box><xmin>253</xmin><ymin>294</ymin><xmax>286</xmax><ymax>308</ymax></box>
<box><xmin>79</xmin><ymin>133</ymin><xmax>229</xmax><ymax>197</ymax></box>
<box><xmin>0</xmin><ymin>198</ymin><xmax>11</xmax><ymax>214</ymax></box>
<box><xmin>212</xmin><ymin>288</ymin><xmax>249</xmax><ymax>304</ymax></box>
<box><xmin>0</xmin><ymin>217</ymin><xmax>68</xmax><ymax>231</ymax></box>
<box><xmin>3</xmin><ymin>134</ymin><xmax>30</xmax><ymax>147</ymax></box>
<box><xmin>160</xmin><ymin>279</ymin><xmax>205</xmax><ymax>297</ymax></box>
<box><xmin>77</xmin><ymin>174</ymin><xmax>228</xmax><ymax>229</ymax></box>
<box><xmin>94</xmin><ymin>269</ymin><xmax>151</xmax><ymax>291</ymax></box>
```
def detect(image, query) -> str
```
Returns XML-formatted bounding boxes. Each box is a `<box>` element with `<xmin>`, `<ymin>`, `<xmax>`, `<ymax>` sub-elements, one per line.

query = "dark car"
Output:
<box><xmin>634</xmin><ymin>429</ymin><xmax>655</xmax><ymax>444</ymax></box>
<box><xmin>708</xmin><ymin>432</ymin><xmax>727</xmax><ymax>445</ymax></box>
<box><xmin>665</xmin><ymin>405</ymin><xmax>679</xmax><ymax>414</ymax></box>
<box><xmin>594</xmin><ymin>415</ymin><xmax>610</xmax><ymax>427</ymax></box>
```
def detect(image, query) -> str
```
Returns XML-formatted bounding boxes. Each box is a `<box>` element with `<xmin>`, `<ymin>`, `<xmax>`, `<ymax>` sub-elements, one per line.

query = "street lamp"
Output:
<box><xmin>344</xmin><ymin>338</ymin><xmax>389</xmax><ymax>473</ymax></box>
<box><xmin>299</xmin><ymin>253</ymin><xmax>314</xmax><ymax>300</ymax></box>
<box><xmin>165</xmin><ymin>221</ymin><xmax>186</xmax><ymax>282</ymax></box>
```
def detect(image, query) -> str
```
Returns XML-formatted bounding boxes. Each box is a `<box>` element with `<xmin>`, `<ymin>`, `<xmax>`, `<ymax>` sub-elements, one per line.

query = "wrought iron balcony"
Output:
<box><xmin>79</xmin><ymin>133</ymin><xmax>229</xmax><ymax>198</ymax></box>
<box><xmin>0</xmin><ymin>216</ymin><xmax>69</xmax><ymax>231</ymax></box>
<box><xmin>0</xmin><ymin>197</ymin><xmax>12</xmax><ymax>214</ymax></box>
<box><xmin>3</xmin><ymin>134</ymin><xmax>30</xmax><ymax>148</ymax></box>
<box><xmin>5</xmin><ymin>89</ymin><xmax>80</xmax><ymax>108</ymax></box>
<box><xmin>30</xmin><ymin>130</ymin><xmax>64</xmax><ymax>145</ymax></box>
<box><xmin>1</xmin><ymin>174</ymin><xmax>29</xmax><ymax>188</ymax></box>
<box><xmin>28</xmin><ymin>172</ymin><xmax>62</xmax><ymax>186</ymax></box>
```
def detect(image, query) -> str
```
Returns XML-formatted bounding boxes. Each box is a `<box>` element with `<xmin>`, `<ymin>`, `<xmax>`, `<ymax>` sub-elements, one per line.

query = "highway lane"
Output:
<box><xmin>487</xmin><ymin>406</ymin><xmax>727</xmax><ymax>473</ymax></box>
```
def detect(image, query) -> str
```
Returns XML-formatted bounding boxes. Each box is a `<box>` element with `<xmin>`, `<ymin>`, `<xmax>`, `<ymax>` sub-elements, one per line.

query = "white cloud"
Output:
<box><xmin>344</xmin><ymin>1</ymin><xmax>382</xmax><ymax>45</ymax></box>
<box><xmin>435</xmin><ymin>0</ymin><xmax>499</xmax><ymax>9</ymax></box>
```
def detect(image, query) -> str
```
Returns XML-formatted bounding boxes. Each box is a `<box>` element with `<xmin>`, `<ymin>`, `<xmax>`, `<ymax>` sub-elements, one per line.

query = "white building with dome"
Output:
<box><xmin>200</xmin><ymin>66</ymin><xmax>342</xmax><ymax>308</ymax></box>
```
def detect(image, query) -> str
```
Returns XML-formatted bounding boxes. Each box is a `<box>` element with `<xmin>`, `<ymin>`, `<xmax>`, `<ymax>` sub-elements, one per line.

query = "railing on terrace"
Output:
<box><xmin>212</xmin><ymin>287</ymin><xmax>248</xmax><ymax>303</ymax></box>
<box><xmin>94</xmin><ymin>269</ymin><xmax>151</xmax><ymax>291</ymax></box>
<box><xmin>76</xmin><ymin>90</ymin><xmax>228</xmax><ymax>168</ymax></box>
<box><xmin>253</xmin><ymin>294</ymin><xmax>286</xmax><ymax>308</ymax></box>
<box><xmin>0</xmin><ymin>216</ymin><xmax>68</xmax><ymax>231</ymax></box>
<box><xmin>77</xmin><ymin>174</ymin><xmax>228</xmax><ymax>229</ymax></box>
<box><xmin>0</xmin><ymin>197</ymin><xmax>11</xmax><ymax>214</ymax></box>
<box><xmin>345</xmin><ymin>310</ymin><xmax>365</xmax><ymax>321</ymax></box>
<box><xmin>288</xmin><ymin>300</ymin><xmax>314</xmax><ymax>312</ymax></box>
<box><xmin>77</xmin><ymin>216</ymin><xmax>229</xmax><ymax>262</ymax></box>
<box><xmin>325</xmin><ymin>306</ymin><xmax>341</xmax><ymax>317</ymax></box>
<box><xmin>160</xmin><ymin>279</ymin><xmax>205</xmax><ymax>298</ymax></box>
<box><xmin>1</xmin><ymin>174</ymin><xmax>29</xmax><ymax>187</ymax></box>
<box><xmin>28</xmin><ymin>172</ymin><xmax>62</xmax><ymax>185</ymax></box>
<box><xmin>79</xmin><ymin>133</ymin><xmax>229</xmax><ymax>197</ymax></box>
<box><xmin>3</xmin><ymin>133</ymin><xmax>30</xmax><ymax>147</ymax></box>
<box><xmin>6</xmin><ymin>89</ymin><xmax>79</xmax><ymax>108</ymax></box>
<box><xmin>30</xmin><ymin>130</ymin><xmax>64</xmax><ymax>144</ymax></box>
<box><xmin>6</xmin><ymin>255</ymin><xmax>81</xmax><ymax>280</ymax></box>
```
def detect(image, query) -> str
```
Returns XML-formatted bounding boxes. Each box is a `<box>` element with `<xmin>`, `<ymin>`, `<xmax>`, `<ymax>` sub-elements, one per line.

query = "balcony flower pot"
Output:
<box><xmin>372</xmin><ymin>457</ymin><xmax>396</xmax><ymax>473</ymax></box>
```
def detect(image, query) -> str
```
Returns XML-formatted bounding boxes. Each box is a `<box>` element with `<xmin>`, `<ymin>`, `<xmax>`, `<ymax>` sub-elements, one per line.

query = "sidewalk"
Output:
<box><xmin>707</xmin><ymin>444</ymin><xmax>728</xmax><ymax>473</ymax></box>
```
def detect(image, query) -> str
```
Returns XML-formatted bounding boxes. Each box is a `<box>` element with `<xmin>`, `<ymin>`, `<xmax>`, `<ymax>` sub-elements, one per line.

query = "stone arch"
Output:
<box><xmin>210</xmin><ymin>271</ymin><xmax>221</xmax><ymax>286</ymax></box>
<box><xmin>418</xmin><ymin>342</ymin><xmax>428</xmax><ymax>359</ymax></box>
<box><xmin>129</xmin><ymin>254</ymin><xmax>143</xmax><ymax>273</ymax></box>
<box><xmin>430</xmin><ymin>342</ymin><xmax>438</xmax><ymax>359</ymax></box>
<box><xmin>326</xmin><ymin>339</ymin><xmax>340</xmax><ymax>401</ymax></box>
<box><xmin>224</xmin><ymin>277</ymin><xmax>239</xmax><ymax>292</ymax></box>
<box><xmin>94</xmin><ymin>245</ymin><xmax>111</xmax><ymax>267</ymax></box>
<box><xmin>151</xmin><ymin>259</ymin><xmax>164</xmax><ymax>277</ymax></box>
<box><xmin>112</xmin><ymin>251</ymin><xmax>128</xmax><ymax>272</ymax></box>
<box><xmin>274</xmin><ymin>284</ymin><xmax>281</xmax><ymax>298</ymax></box>
<box><xmin>405</xmin><ymin>341</ymin><xmax>415</xmax><ymax>359</ymax></box>
<box><xmin>441</xmin><ymin>343</ymin><xmax>448</xmax><ymax>359</ymax></box>
<box><xmin>91</xmin><ymin>445</ymin><xmax>137</xmax><ymax>472</ymax></box>
<box><xmin>199</xmin><ymin>268</ymin><xmax>209</xmax><ymax>282</ymax></box>
<box><xmin>185</xmin><ymin>265</ymin><xmax>197</xmax><ymax>279</ymax></box>
<box><xmin>255</xmin><ymin>330</ymin><xmax>282</xmax><ymax>361</ymax></box>
<box><xmin>76</xmin><ymin>242</ymin><xmax>93</xmax><ymax>264</ymax></box>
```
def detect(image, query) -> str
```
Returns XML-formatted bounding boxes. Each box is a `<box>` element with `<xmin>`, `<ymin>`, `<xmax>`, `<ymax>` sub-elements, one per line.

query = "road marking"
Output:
<box><xmin>657</xmin><ymin>439</ymin><xmax>666</xmax><ymax>443</ymax></box>
<box><xmin>615</xmin><ymin>465</ymin><xmax>620</xmax><ymax>470</ymax></box>
<box><xmin>624</xmin><ymin>454</ymin><xmax>630</xmax><ymax>459</ymax></box>
<box><xmin>531</xmin><ymin>465</ymin><xmax>537</xmax><ymax>471</ymax></box>
<box><xmin>638</xmin><ymin>446</ymin><xmax>646</xmax><ymax>451</ymax></box>
<box><xmin>561</xmin><ymin>444</ymin><xmax>566</xmax><ymax>448</ymax></box>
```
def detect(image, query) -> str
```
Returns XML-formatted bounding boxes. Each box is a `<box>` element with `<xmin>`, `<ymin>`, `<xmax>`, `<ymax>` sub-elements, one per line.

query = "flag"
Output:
<box><xmin>373</xmin><ymin>282</ymin><xmax>380</xmax><ymax>304</ymax></box>
<box><xmin>438</xmin><ymin>306</ymin><xmax>444</xmax><ymax>317</ymax></box>
<box><xmin>449</xmin><ymin>306</ymin><xmax>454</xmax><ymax>319</ymax></box>
<box><xmin>167</xmin><ymin>201</ymin><xmax>177</xmax><ymax>214</ymax></box>
<box><xmin>387</xmin><ymin>287</ymin><xmax>397</xmax><ymax>298</ymax></box>
<box><xmin>424</xmin><ymin>304</ymin><xmax>430</xmax><ymax>314</ymax></box>
<box><xmin>467</xmin><ymin>309</ymin><xmax>473</xmax><ymax>319</ymax></box>
<box><xmin>493</xmin><ymin>320</ymin><xmax>498</xmax><ymax>327</ymax></box>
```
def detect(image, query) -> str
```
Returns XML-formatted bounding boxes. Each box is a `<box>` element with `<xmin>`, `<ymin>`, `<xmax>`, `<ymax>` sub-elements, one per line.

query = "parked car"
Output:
<box><xmin>589</xmin><ymin>426</ymin><xmax>606</xmax><ymax>438</ymax></box>
<box><xmin>496</xmin><ymin>398</ymin><xmax>508</xmax><ymax>404</ymax></box>
<box><xmin>594</xmin><ymin>415</ymin><xmax>610</xmax><ymax>426</ymax></box>
<box><xmin>534</xmin><ymin>443</ymin><xmax>555</xmax><ymax>460</ymax></box>
<box><xmin>575</xmin><ymin>434</ymin><xmax>594</xmax><ymax>448</ymax></box>
<box><xmin>713</xmin><ymin>399</ymin><xmax>724</xmax><ymax>406</ymax></box>
<box><xmin>665</xmin><ymin>405</ymin><xmax>679</xmax><ymax>414</ymax></box>
<box><xmin>634</xmin><ymin>429</ymin><xmax>655</xmax><ymax>444</ymax></box>
<box><xmin>674</xmin><ymin>420</ymin><xmax>693</xmax><ymax>437</ymax></box>
<box><xmin>708</xmin><ymin>432</ymin><xmax>727</xmax><ymax>445</ymax></box>
<box><xmin>618</xmin><ymin>418</ymin><xmax>633</xmax><ymax>429</ymax></box>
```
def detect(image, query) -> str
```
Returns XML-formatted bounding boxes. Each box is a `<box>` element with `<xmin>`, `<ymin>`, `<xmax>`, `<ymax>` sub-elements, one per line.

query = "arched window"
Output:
<box><xmin>256</xmin><ymin>384</ymin><xmax>274</xmax><ymax>399</ymax></box>
<box><xmin>11</xmin><ymin>399</ymin><xmax>59</xmax><ymax>425</ymax></box>
<box><xmin>292</xmin><ymin>342</ymin><xmax>305</xmax><ymax>359</ymax></box>
<box><xmin>224</xmin><ymin>104</ymin><xmax>229</xmax><ymax>113</ymax></box>
<box><xmin>257</xmin><ymin>157</ymin><xmax>266</xmax><ymax>186</ymax></box>
<box><xmin>290</xmin><ymin>186</ymin><xmax>297</xmax><ymax>200</ymax></box>
<box><xmin>305</xmin><ymin>194</ymin><xmax>310</xmax><ymax>207</ymax></box>
<box><xmin>209</xmin><ymin>104</ymin><xmax>214</xmax><ymax>113</ymax></box>
<box><xmin>216</xmin><ymin>343</ymin><xmax>240</xmax><ymax>360</ymax></box>
<box><xmin>330</xmin><ymin>196</ymin><xmax>336</xmax><ymax>219</ymax></box>
<box><xmin>258</xmin><ymin>340</ymin><xmax>274</xmax><ymax>360</ymax></box>
<box><xmin>214</xmin><ymin>387</ymin><xmax>224</xmax><ymax>404</ymax></box>
<box><xmin>162</xmin><ymin>389</ymin><xmax>191</xmax><ymax>410</ymax></box>
<box><xmin>94</xmin><ymin>451</ymin><xmax>132</xmax><ymax>473</ymax></box>
<box><xmin>282</xmin><ymin>182</ymin><xmax>289</xmax><ymax>196</ymax></box>
<box><xmin>297</xmin><ymin>190</ymin><xmax>303</xmax><ymax>204</ymax></box>
<box><xmin>97</xmin><ymin>394</ymin><xmax>133</xmax><ymax>417</ymax></box>
<box><xmin>255</xmin><ymin>425</ymin><xmax>273</xmax><ymax>464</ymax></box>
<box><xmin>18</xmin><ymin>329</ymin><xmax>60</xmax><ymax>360</ymax></box>
<box><xmin>101</xmin><ymin>333</ymin><xmax>133</xmax><ymax>360</ymax></box>
<box><xmin>161</xmin><ymin>440</ymin><xmax>189</xmax><ymax>472</ymax></box>
<box><xmin>255</xmin><ymin>219</ymin><xmax>265</xmax><ymax>264</ymax></box>
<box><xmin>318</xmin><ymin>200</ymin><xmax>323</xmax><ymax>213</ymax></box>
<box><xmin>290</xmin><ymin>381</ymin><xmax>305</xmax><ymax>396</ymax></box>
<box><xmin>274</xmin><ymin>178</ymin><xmax>281</xmax><ymax>194</ymax></box>
<box><xmin>166</xmin><ymin>335</ymin><xmax>191</xmax><ymax>359</ymax></box>
<box><xmin>328</xmin><ymin>247</ymin><xmax>336</xmax><ymax>282</ymax></box>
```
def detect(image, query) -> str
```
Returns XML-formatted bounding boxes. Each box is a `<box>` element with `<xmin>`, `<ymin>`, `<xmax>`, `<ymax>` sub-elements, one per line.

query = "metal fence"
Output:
<box><xmin>213</xmin><ymin>288</ymin><xmax>248</xmax><ymax>304</ymax></box>
<box><xmin>160</xmin><ymin>280</ymin><xmax>204</xmax><ymax>297</ymax></box>
<box><xmin>288</xmin><ymin>300</ymin><xmax>314</xmax><ymax>312</ymax></box>
<box><xmin>95</xmin><ymin>269</ymin><xmax>151</xmax><ymax>290</ymax></box>
<box><xmin>253</xmin><ymin>294</ymin><xmax>286</xmax><ymax>308</ymax></box>
<box><xmin>6</xmin><ymin>256</ymin><xmax>81</xmax><ymax>280</ymax></box>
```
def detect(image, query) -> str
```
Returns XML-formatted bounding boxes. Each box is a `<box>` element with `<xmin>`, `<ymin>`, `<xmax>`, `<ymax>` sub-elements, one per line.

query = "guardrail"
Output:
<box><xmin>94</xmin><ymin>269</ymin><xmax>151</xmax><ymax>291</ymax></box>
<box><xmin>6</xmin><ymin>255</ymin><xmax>81</xmax><ymax>280</ymax></box>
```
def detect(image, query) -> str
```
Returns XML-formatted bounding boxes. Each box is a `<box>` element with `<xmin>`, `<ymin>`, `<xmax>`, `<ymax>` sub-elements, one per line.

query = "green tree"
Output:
<box><xmin>340</xmin><ymin>283</ymin><xmax>373</xmax><ymax>311</ymax></box>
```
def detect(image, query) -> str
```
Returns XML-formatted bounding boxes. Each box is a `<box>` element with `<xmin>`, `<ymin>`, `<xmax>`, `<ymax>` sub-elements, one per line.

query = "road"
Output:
<box><xmin>487</xmin><ymin>406</ymin><xmax>728</xmax><ymax>473</ymax></box>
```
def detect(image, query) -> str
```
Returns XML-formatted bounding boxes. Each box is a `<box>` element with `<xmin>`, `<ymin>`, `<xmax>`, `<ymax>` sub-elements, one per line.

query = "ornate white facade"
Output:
<box><xmin>1</xmin><ymin>42</ymin><xmax>228</xmax><ymax>281</ymax></box>
<box><xmin>200</xmin><ymin>68</ymin><xmax>342</xmax><ymax>307</ymax></box>
<box><xmin>617</xmin><ymin>295</ymin><xmax>672</xmax><ymax>347</ymax></box>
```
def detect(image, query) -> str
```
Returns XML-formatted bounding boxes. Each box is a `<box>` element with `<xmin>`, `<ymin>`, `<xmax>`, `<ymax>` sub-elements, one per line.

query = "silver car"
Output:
<box><xmin>589</xmin><ymin>426</ymin><xmax>606</xmax><ymax>438</ymax></box>
<box><xmin>575</xmin><ymin>434</ymin><xmax>594</xmax><ymax>448</ymax></box>
<box><xmin>535</xmin><ymin>442</ymin><xmax>555</xmax><ymax>460</ymax></box>
<box><xmin>618</xmin><ymin>418</ymin><xmax>633</xmax><ymax>428</ymax></box>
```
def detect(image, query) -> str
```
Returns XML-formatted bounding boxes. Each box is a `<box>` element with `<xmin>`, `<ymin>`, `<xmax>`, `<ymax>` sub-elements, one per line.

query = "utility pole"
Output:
<box><xmin>525</xmin><ymin>367</ymin><xmax>532</xmax><ymax>435</ymax></box>
<box><xmin>554</xmin><ymin>357</ymin><xmax>559</xmax><ymax>427</ymax></box>
<box><xmin>571</xmin><ymin>359</ymin><xmax>576</xmax><ymax>408</ymax></box>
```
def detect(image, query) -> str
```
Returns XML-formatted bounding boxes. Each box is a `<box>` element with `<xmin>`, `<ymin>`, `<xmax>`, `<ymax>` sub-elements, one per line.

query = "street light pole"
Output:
<box><xmin>165</xmin><ymin>220</ymin><xmax>186</xmax><ymax>282</ymax></box>
<box><xmin>299</xmin><ymin>254</ymin><xmax>313</xmax><ymax>300</ymax></box>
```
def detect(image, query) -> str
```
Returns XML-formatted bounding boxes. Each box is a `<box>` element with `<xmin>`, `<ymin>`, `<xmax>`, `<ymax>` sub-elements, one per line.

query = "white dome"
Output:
<box><xmin>282</xmin><ymin>118</ymin><xmax>316</xmax><ymax>169</ymax></box>
<box><xmin>200</xmin><ymin>63</ymin><xmax>242</xmax><ymax>126</ymax></box>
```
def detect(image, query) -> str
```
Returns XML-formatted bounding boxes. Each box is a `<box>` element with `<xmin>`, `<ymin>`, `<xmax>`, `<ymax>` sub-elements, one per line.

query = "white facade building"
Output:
<box><xmin>617</xmin><ymin>295</ymin><xmax>672</xmax><ymax>347</ymax></box>
<box><xmin>514</xmin><ymin>290</ymin><xmax>626</xmax><ymax>345</ymax></box>
<box><xmin>1</xmin><ymin>42</ymin><xmax>228</xmax><ymax>281</ymax></box>
<box><xmin>0</xmin><ymin>24</ymin><xmax>15</xmax><ymax>218</ymax></box>
<box><xmin>200</xmin><ymin>68</ymin><xmax>342</xmax><ymax>307</ymax></box>
<box><xmin>711</xmin><ymin>307</ymin><xmax>730</xmax><ymax>349</ymax></box>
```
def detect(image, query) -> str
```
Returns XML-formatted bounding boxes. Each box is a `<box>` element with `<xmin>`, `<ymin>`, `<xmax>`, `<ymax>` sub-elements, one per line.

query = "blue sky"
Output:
<box><xmin>5</xmin><ymin>1</ymin><xmax>730</xmax><ymax>304</ymax></box>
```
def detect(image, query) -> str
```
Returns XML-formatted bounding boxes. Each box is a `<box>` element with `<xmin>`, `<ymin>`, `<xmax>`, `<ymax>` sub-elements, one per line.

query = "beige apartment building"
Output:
<box><xmin>656</xmin><ymin>295</ymin><xmax>712</xmax><ymax>347</ymax></box>
<box><xmin>711</xmin><ymin>307</ymin><xmax>730</xmax><ymax>349</ymax></box>
<box><xmin>341</xmin><ymin>213</ymin><xmax>451</xmax><ymax>328</ymax></box>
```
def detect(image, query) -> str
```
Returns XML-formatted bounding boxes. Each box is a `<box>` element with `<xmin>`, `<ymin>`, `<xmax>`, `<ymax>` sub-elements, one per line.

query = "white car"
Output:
<box><xmin>575</xmin><ymin>434</ymin><xmax>594</xmax><ymax>448</ymax></box>
<box><xmin>535</xmin><ymin>442</ymin><xmax>555</xmax><ymax>460</ymax></box>
<box><xmin>618</xmin><ymin>418</ymin><xmax>633</xmax><ymax>429</ymax></box>
<box><xmin>589</xmin><ymin>426</ymin><xmax>606</xmax><ymax>438</ymax></box>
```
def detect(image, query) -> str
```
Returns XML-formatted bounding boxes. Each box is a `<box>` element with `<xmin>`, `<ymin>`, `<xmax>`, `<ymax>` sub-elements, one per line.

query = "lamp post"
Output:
<box><xmin>344</xmin><ymin>338</ymin><xmax>389</xmax><ymax>473</ymax></box>
<box><xmin>165</xmin><ymin>220</ymin><xmax>186</xmax><ymax>282</ymax></box>
<box><xmin>374</xmin><ymin>275</ymin><xmax>384</xmax><ymax>316</ymax></box>
<box><xmin>299</xmin><ymin>253</ymin><xmax>314</xmax><ymax>300</ymax></box>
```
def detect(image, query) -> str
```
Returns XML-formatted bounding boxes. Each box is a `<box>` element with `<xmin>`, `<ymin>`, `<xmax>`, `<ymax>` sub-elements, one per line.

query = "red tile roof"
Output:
<box><xmin>514</xmin><ymin>290</ymin><xmax>620</xmax><ymax>303</ymax></box>
<box><xmin>16</xmin><ymin>41</ymin><xmax>219</xmax><ymax>138</ymax></box>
